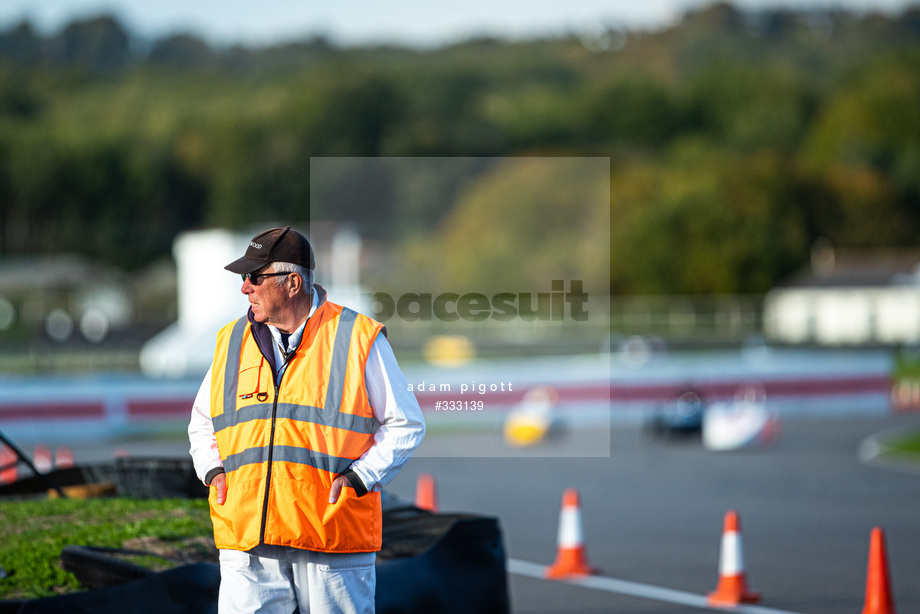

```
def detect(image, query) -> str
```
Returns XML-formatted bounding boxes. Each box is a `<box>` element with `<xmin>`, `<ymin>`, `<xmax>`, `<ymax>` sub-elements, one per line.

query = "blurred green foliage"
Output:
<box><xmin>0</xmin><ymin>3</ymin><xmax>920</xmax><ymax>292</ymax></box>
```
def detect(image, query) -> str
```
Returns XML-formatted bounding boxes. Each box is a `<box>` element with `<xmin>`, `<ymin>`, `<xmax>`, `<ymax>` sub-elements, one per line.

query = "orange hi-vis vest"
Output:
<box><xmin>209</xmin><ymin>301</ymin><xmax>385</xmax><ymax>553</ymax></box>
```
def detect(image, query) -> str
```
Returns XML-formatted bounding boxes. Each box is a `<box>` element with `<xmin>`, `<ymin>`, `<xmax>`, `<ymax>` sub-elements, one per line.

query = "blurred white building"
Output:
<box><xmin>764</xmin><ymin>243</ymin><xmax>920</xmax><ymax>346</ymax></box>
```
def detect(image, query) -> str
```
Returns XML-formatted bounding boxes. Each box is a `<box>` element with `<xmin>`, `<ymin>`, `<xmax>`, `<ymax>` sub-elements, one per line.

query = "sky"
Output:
<box><xmin>0</xmin><ymin>0</ymin><xmax>917</xmax><ymax>48</ymax></box>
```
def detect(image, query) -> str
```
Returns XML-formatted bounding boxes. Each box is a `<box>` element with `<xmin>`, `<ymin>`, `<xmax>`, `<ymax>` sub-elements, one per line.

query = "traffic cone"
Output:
<box><xmin>55</xmin><ymin>446</ymin><xmax>74</xmax><ymax>469</ymax></box>
<box><xmin>0</xmin><ymin>445</ymin><xmax>17</xmax><ymax>484</ymax></box>
<box><xmin>33</xmin><ymin>445</ymin><xmax>52</xmax><ymax>473</ymax></box>
<box><xmin>862</xmin><ymin>527</ymin><xmax>896</xmax><ymax>614</ymax></box>
<box><xmin>708</xmin><ymin>510</ymin><xmax>761</xmax><ymax>605</ymax></box>
<box><xmin>545</xmin><ymin>488</ymin><xmax>596</xmax><ymax>579</ymax></box>
<box><xmin>415</xmin><ymin>473</ymin><xmax>438</xmax><ymax>512</ymax></box>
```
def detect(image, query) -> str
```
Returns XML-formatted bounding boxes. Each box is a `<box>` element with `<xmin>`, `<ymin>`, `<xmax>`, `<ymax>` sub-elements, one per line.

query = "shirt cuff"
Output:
<box><xmin>340</xmin><ymin>468</ymin><xmax>369</xmax><ymax>497</ymax></box>
<box><xmin>204</xmin><ymin>466</ymin><xmax>225</xmax><ymax>486</ymax></box>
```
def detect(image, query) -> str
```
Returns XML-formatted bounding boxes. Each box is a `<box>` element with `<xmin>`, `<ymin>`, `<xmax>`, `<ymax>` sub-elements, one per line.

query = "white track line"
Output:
<box><xmin>507</xmin><ymin>559</ymin><xmax>806</xmax><ymax>614</ymax></box>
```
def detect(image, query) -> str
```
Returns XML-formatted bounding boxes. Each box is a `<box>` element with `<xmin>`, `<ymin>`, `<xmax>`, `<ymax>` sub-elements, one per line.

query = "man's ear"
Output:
<box><xmin>288</xmin><ymin>273</ymin><xmax>303</xmax><ymax>297</ymax></box>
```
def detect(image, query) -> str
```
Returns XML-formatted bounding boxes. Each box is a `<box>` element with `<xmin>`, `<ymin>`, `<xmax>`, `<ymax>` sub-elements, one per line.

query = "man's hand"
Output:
<box><xmin>211</xmin><ymin>472</ymin><xmax>227</xmax><ymax>505</ymax></box>
<box><xmin>329</xmin><ymin>475</ymin><xmax>349</xmax><ymax>504</ymax></box>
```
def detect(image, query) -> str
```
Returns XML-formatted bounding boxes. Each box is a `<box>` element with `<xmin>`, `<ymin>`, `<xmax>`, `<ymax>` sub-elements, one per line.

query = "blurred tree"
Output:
<box><xmin>200</xmin><ymin>73</ymin><xmax>403</xmax><ymax>231</ymax></box>
<box><xmin>387</xmin><ymin>69</ymin><xmax>503</xmax><ymax>156</ymax></box>
<box><xmin>402</xmin><ymin>157</ymin><xmax>609</xmax><ymax>293</ymax></box>
<box><xmin>610</xmin><ymin>141</ymin><xmax>809</xmax><ymax>294</ymax></box>
<box><xmin>147</xmin><ymin>34</ymin><xmax>213</xmax><ymax>69</ymax></box>
<box><xmin>584</xmin><ymin>76</ymin><xmax>689</xmax><ymax>146</ymax></box>
<box><xmin>0</xmin><ymin>131</ymin><xmax>204</xmax><ymax>269</ymax></box>
<box><xmin>0</xmin><ymin>4</ymin><xmax>916</xmax><ymax>296</ymax></box>
<box><xmin>0</xmin><ymin>67</ymin><xmax>41</xmax><ymax>118</ymax></box>
<box><xmin>307</xmin><ymin>157</ymin><xmax>396</xmax><ymax>236</ymax></box>
<box><xmin>799</xmin><ymin>49</ymin><xmax>920</xmax><ymax>246</ymax></box>
<box><xmin>45</xmin><ymin>15</ymin><xmax>131</xmax><ymax>72</ymax></box>
<box><xmin>0</xmin><ymin>21</ymin><xmax>42</xmax><ymax>64</ymax></box>
<box><xmin>305</xmin><ymin>74</ymin><xmax>404</xmax><ymax>157</ymax></box>
<box><xmin>201</xmin><ymin>116</ymin><xmax>309</xmax><ymax>228</ymax></box>
<box><xmin>685</xmin><ymin>60</ymin><xmax>814</xmax><ymax>152</ymax></box>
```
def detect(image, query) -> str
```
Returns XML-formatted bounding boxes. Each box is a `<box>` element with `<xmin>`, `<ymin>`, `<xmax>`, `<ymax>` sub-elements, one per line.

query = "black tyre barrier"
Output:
<box><xmin>16</xmin><ymin>563</ymin><xmax>220</xmax><ymax>614</ymax></box>
<box><xmin>376</xmin><ymin>514</ymin><xmax>510</xmax><ymax>614</ymax></box>
<box><xmin>60</xmin><ymin>546</ymin><xmax>165</xmax><ymax>589</ymax></box>
<box><xmin>0</xmin><ymin>600</ymin><xmax>27</xmax><ymax>614</ymax></box>
<box><xmin>0</xmin><ymin>458</ymin><xmax>208</xmax><ymax>500</ymax></box>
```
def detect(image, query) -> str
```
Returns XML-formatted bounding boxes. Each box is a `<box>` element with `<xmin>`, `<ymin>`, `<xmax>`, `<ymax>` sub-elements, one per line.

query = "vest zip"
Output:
<box><xmin>259</xmin><ymin>356</ymin><xmax>290</xmax><ymax>544</ymax></box>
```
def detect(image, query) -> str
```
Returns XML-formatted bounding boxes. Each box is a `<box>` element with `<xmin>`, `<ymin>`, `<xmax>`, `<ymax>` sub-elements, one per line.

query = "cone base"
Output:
<box><xmin>545</xmin><ymin>548</ymin><xmax>596</xmax><ymax>579</ymax></box>
<box><xmin>708</xmin><ymin>575</ymin><xmax>762</xmax><ymax>606</ymax></box>
<box><xmin>708</xmin><ymin>592</ymin><xmax>762</xmax><ymax>606</ymax></box>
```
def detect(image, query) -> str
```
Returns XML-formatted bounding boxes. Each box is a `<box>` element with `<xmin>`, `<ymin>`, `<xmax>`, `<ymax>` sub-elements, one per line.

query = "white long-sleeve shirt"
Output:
<box><xmin>188</xmin><ymin>296</ymin><xmax>425</xmax><ymax>494</ymax></box>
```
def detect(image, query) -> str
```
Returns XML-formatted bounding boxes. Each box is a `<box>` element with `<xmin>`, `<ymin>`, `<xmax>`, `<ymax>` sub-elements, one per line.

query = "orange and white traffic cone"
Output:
<box><xmin>862</xmin><ymin>527</ymin><xmax>896</xmax><ymax>614</ymax></box>
<box><xmin>545</xmin><ymin>488</ymin><xmax>596</xmax><ymax>579</ymax></box>
<box><xmin>55</xmin><ymin>446</ymin><xmax>74</xmax><ymax>469</ymax></box>
<box><xmin>0</xmin><ymin>445</ymin><xmax>17</xmax><ymax>484</ymax></box>
<box><xmin>33</xmin><ymin>445</ymin><xmax>52</xmax><ymax>473</ymax></box>
<box><xmin>708</xmin><ymin>510</ymin><xmax>761</xmax><ymax>606</ymax></box>
<box><xmin>415</xmin><ymin>473</ymin><xmax>439</xmax><ymax>512</ymax></box>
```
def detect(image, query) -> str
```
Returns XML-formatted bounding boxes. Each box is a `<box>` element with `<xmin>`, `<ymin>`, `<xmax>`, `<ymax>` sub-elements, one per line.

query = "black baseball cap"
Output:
<box><xmin>224</xmin><ymin>226</ymin><xmax>315</xmax><ymax>274</ymax></box>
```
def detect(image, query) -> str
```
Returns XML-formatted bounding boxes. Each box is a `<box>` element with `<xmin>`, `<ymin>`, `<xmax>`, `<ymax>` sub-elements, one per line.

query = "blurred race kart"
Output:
<box><xmin>702</xmin><ymin>384</ymin><xmax>780</xmax><ymax>451</ymax></box>
<box><xmin>645</xmin><ymin>388</ymin><xmax>706</xmax><ymax>438</ymax></box>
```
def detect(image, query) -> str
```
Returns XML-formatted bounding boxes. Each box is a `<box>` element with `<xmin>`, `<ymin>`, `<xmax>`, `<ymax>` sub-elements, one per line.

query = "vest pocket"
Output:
<box><xmin>237</xmin><ymin>360</ymin><xmax>266</xmax><ymax>401</ymax></box>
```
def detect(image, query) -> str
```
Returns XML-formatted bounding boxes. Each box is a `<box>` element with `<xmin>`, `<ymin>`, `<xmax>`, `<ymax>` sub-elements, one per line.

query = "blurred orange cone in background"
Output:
<box><xmin>0</xmin><ymin>445</ymin><xmax>17</xmax><ymax>484</ymax></box>
<box><xmin>55</xmin><ymin>446</ymin><xmax>74</xmax><ymax>469</ymax></box>
<box><xmin>708</xmin><ymin>510</ymin><xmax>761</xmax><ymax>606</ymax></box>
<box><xmin>33</xmin><ymin>445</ymin><xmax>52</xmax><ymax>473</ymax></box>
<box><xmin>415</xmin><ymin>473</ymin><xmax>438</xmax><ymax>512</ymax></box>
<box><xmin>546</xmin><ymin>488</ymin><xmax>596</xmax><ymax>579</ymax></box>
<box><xmin>862</xmin><ymin>527</ymin><xmax>896</xmax><ymax>614</ymax></box>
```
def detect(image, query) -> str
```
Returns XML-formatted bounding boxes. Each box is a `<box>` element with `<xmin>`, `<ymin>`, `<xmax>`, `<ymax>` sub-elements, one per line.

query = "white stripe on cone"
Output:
<box><xmin>719</xmin><ymin>531</ymin><xmax>743</xmax><ymax>575</ymax></box>
<box><xmin>55</xmin><ymin>447</ymin><xmax>74</xmax><ymax>469</ymax></box>
<box><xmin>557</xmin><ymin>506</ymin><xmax>585</xmax><ymax>548</ymax></box>
<box><xmin>33</xmin><ymin>445</ymin><xmax>52</xmax><ymax>473</ymax></box>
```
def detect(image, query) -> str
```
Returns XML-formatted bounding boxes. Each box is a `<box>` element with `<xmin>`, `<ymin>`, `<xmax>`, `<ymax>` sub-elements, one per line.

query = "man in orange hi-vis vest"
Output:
<box><xmin>188</xmin><ymin>226</ymin><xmax>426</xmax><ymax>614</ymax></box>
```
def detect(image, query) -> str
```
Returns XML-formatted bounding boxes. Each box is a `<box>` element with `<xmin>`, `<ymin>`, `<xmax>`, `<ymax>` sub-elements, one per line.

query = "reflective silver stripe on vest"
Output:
<box><xmin>223</xmin><ymin>445</ymin><xmax>355</xmax><ymax>475</ymax></box>
<box><xmin>324</xmin><ymin>308</ymin><xmax>357</xmax><ymax>412</ymax></box>
<box><xmin>216</xmin><ymin>307</ymin><xmax>381</xmax><ymax>439</ymax></box>
<box><xmin>213</xmin><ymin>402</ymin><xmax>380</xmax><ymax>434</ymax></box>
<box><xmin>222</xmin><ymin>316</ymin><xmax>249</xmax><ymax>412</ymax></box>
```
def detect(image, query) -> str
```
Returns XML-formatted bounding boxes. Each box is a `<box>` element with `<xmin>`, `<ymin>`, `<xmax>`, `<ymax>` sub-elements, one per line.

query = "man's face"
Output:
<box><xmin>242</xmin><ymin>266</ymin><xmax>290</xmax><ymax>327</ymax></box>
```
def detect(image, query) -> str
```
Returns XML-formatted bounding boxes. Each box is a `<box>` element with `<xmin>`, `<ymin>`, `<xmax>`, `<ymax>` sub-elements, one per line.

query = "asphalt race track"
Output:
<box><xmin>21</xmin><ymin>413</ymin><xmax>920</xmax><ymax>613</ymax></box>
<box><xmin>389</xmin><ymin>414</ymin><xmax>920</xmax><ymax>614</ymax></box>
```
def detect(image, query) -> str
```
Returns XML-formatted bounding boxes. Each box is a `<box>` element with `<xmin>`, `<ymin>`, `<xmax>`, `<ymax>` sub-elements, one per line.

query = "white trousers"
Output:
<box><xmin>218</xmin><ymin>545</ymin><xmax>376</xmax><ymax>614</ymax></box>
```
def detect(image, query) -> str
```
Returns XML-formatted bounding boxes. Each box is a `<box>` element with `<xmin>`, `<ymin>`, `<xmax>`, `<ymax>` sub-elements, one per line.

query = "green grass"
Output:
<box><xmin>894</xmin><ymin>350</ymin><xmax>920</xmax><ymax>381</ymax></box>
<box><xmin>0</xmin><ymin>497</ymin><xmax>212</xmax><ymax>599</ymax></box>
<box><xmin>886</xmin><ymin>430</ymin><xmax>920</xmax><ymax>459</ymax></box>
